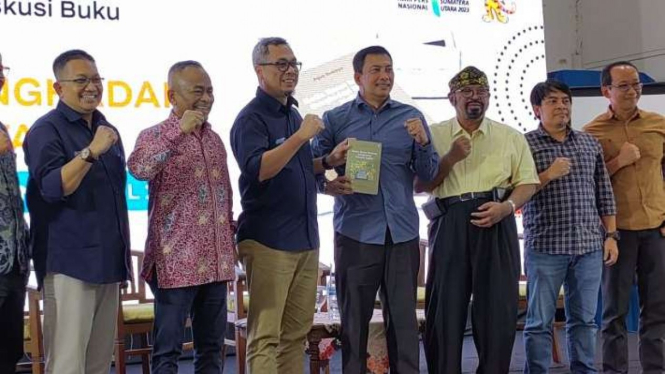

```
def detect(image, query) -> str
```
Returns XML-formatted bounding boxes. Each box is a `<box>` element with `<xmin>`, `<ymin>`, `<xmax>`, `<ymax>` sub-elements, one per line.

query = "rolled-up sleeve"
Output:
<box><xmin>231</xmin><ymin>113</ymin><xmax>270</xmax><ymax>183</ymax></box>
<box><xmin>24</xmin><ymin>124</ymin><xmax>66</xmax><ymax>203</ymax></box>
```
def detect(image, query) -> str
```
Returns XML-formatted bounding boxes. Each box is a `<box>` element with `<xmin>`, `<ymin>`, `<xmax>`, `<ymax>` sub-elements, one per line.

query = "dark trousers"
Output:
<box><xmin>602</xmin><ymin>228</ymin><xmax>665</xmax><ymax>373</ymax></box>
<box><xmin>425</xmin><ymin>199</ymin><xmax>520</xmax><ymax>374</ymax></box>
<box><xmin>335</xmin><ymin>231</ymin><xmax>421</xmax><ymax>374</ymax></box>
<box><xmin>148</xmin><ymin>280</ymin><xmax>228</xmax><ymax>374</ymax></box>
<box><xmin>0</xmin><ymin>271</ymin><xmax>27</xmax><ymax>374</ymax></box>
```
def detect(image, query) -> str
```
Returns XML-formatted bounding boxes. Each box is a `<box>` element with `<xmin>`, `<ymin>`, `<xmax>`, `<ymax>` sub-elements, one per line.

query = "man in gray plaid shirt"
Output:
<box><xmin>522</xmin><ymin>80</ymin><xmax>617</xmax><ymax>373</ymax></box>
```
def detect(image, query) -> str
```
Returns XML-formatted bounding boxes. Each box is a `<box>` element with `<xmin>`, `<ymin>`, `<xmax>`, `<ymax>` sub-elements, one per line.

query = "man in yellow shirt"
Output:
<box><xmin>416</xmin><ymin>66</ymin><xmax>539</xmax><ymax>373</ymax></box>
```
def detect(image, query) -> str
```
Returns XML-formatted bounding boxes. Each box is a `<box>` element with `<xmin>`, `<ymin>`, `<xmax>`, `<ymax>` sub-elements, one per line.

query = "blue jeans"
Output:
<box><xmin>524</xmin><ymin>250</ymin><xmax>603</xmax><ymax>374</ymax></box>
<box><xmin>148</xmin><ymin>280</ymin><xmax>228</xmax><ymax>374</ymax></box>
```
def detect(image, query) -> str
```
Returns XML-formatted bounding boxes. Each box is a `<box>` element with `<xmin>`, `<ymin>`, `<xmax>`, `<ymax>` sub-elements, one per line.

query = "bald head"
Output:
<box><xmin>167</xmin><ymin>61</ymin><xmax>214</xmax><ymax>120</ymax></box>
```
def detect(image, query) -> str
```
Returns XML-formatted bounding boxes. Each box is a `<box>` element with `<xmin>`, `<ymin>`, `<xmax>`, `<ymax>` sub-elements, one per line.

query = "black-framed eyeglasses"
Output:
<box><xmin>456</xmin><ymin>87</ymin><xmax>490</xmax><ymax>98</ymax></box>
<box><xmin>0</xmin><ymin>66</ymin><xmax>9</xmax><ymax>77</ymax></box>
<box><xmin>59</xmin><ymin>77</ymin><xmax>105</xmax><ymax>86</ymax></box>
<box><xmin>609</xmin><ymin>82</ymin><xmax>643</xmax><ymax>92</ymax></box>
<box><xmin>258</xmin><ymin>60</ymin><xmax>302</xmax><ymax>72</ymax></box>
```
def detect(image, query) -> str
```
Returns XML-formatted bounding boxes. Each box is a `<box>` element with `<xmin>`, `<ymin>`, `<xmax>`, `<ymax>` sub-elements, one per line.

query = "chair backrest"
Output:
<box><xmin>121</xmin><ymin>251</ymin><xmax>151</xmax><ymax>303</ymax></box>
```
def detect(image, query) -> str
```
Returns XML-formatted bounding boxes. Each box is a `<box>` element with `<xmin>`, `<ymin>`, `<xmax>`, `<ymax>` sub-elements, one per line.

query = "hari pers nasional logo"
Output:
<box><xmin>396</xmin><ymin>0</ymin><xmax>471</xmax><ymax>17</ymax></box>
<box><xmin>0</xmin><ymin>0</ymin><xmax>120</xmax><ymax>21</ymax></box>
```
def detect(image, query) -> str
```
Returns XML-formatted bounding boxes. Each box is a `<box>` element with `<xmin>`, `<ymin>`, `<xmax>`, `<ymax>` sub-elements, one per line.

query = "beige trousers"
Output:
<box><xmin>43</xmin><ymin>273</ymin><xmax>119</xmax><ymax>374</ymax></box>
<box><xmin>238</xmin><ymin>240</ymin><xmax>319</xmax><ymax>374</ymax></box>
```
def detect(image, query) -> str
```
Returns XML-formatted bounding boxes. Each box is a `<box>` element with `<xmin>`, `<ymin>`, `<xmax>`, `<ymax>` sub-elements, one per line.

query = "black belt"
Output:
<box><xmin>438</xmin><ymin>189</ymin><xmax>506</xmax><ymax>209</ymax></box>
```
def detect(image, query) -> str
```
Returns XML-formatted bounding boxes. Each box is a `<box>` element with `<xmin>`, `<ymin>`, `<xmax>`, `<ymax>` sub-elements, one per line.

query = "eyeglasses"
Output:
<box><xmin>59</xmin><ymin>77</ymin><xmax>105</xmax><ymax>86</ymax></box>
<box><xmin>456</xmin><ymin>87</ymin><xmax>490</xmax><ymax>98</ymax></box>
<box><xmin>0</xmin><ymin>66</ymin><xmax>9</xmax><ymax>77</ymax></box>
<box><xmin>608</xmin><ymin>82</ymin><xmax>643</xmax><ymax>92</ymax></box>
<box><xmin>258</xmin><ymin>60</ymin><xmax>302</xmax><ymax>72</ymax></box>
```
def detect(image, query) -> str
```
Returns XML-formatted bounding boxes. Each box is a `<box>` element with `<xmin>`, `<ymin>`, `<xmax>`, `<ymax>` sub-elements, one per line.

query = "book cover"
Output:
<box><xmin>346</xmin><ymin>139</ymin><xmax>382</xmax><ymax>195</ymax></box>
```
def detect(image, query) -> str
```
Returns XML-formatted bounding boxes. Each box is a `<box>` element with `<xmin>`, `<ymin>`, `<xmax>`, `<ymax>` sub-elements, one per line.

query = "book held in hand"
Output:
<box><xmin>346</xmin><ymin>139</ymin><xmax>382</xmax><ymax>195</ymax></box>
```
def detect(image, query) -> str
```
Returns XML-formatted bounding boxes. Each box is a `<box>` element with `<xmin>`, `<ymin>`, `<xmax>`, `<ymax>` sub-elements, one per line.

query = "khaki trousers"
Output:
<box><xmin>43</xmin><ymin>273</ymin><xmax>119</xmax><ymax>374</ymax></box>
<box><xmin>238</xmin><ymin>240</ymin><xmax>319</xmax><ymax>374</ymax></box>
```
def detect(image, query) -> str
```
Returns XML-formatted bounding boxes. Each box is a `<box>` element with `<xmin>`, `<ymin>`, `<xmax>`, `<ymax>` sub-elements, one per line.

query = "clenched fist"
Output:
<box><xmin>547</xmin><ymin>157</ymin><xmax>572</xmax><ymax>180</ymax></box>
<box><xmin>180</xmin><ymin>110</ymin><xmax>205</xmax><ymax>134</ymax></box>
<box><xmin>405</xmin><ymin>118</ymin><xmax>429</xmax><ymax>145</ymax></box>
<box><xmin>296</xmin><ymin>114</ymin><xmax>325</xmax><ymax>141</ymax></box>
<box><xmin>447</xmin><ymin>136</ymin><xmax>471</xmax><ymax>163</ymax></box>
<box><xmin>617</xmin><ymin>142</ymin><xmax>640</xmax><ymax>167</ymax></box>
<box><xmin>88</xmin><ymin>125</ymin><xmax>118</xmax><ymax>158</ymax></box>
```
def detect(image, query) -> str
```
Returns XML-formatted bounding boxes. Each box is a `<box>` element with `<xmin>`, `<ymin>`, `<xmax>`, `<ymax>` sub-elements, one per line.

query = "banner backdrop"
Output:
<box><xmin>0</xmin><ymin>0</ymin><xmax>546</xmax><ymax>260</ymax></box>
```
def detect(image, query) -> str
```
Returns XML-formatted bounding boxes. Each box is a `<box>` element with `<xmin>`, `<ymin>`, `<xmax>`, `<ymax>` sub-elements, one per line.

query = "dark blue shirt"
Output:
<box><xmin>312</xmin><ymin>95</ymin><xmax>439</xmax><ymax>245</ymax></box>
<box><xmin>23</xmin><ymin>102</ymin><xmax>130</xmax><ymax>286</ymax></box>
<box><xmin>230</xmin><ymin>88</ymin><xmax>319</xmax><ymax>251</ymax></box>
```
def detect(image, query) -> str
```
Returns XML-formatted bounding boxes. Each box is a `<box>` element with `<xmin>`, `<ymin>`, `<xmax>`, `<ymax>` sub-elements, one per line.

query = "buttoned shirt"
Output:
<box><xmin>128</xmin><ymin>112</ymin><xmax>235</xmax><ymax>288</ymax></box>
<box><xmin>522</xmin><ymin>126</ymin><xmax>616</xmax><ymax>255</ymax></box>
<box><xmin>231</xmin><ymin>88</ymin><xmax>319</xmax><ymax>251</ymax></box>
<box><xmin>24</xmin><ymin>102</ymin><xmax>130</xmax><ymax>286</ymax></box>
<box><xmin>312</xmin><ymin>95</ymin><xmax>439</xmax><ymax>245</ymax></box>
<box><xmin>0</xmin><ymin>122</ymin><xmax>29</xmax><ymax>276</ymax></box>
<box><xmin>429</xmin><ymin>117</ymin><xmax>539</xmax><ymax>198</ymax></box>
<box><xmin>583</xmin><ymin>107</ymin><xmax>665</xmax><ymax>230</ymax></box>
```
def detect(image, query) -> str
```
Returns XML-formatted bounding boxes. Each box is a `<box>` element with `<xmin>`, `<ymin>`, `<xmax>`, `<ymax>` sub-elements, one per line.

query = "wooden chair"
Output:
<box><xmin>114</xmin><ymin>250</ymin><xmax>155</xmax><ymax>374</ymax></box>
<box><xmin>16</xmin><ymin>284</ymin><xmax>45</xmax><ymax>374</ymax></box>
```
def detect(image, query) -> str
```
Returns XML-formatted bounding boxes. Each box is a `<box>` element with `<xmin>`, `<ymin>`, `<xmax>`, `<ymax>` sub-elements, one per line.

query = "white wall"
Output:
<box><xmin>543</xmin><ymin>0</ymin><xmax>665</xmax><ymax>80</ymax></box>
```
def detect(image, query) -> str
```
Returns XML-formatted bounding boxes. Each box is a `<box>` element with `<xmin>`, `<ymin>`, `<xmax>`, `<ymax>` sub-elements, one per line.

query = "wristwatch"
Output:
<box><xmin>321</xmin><ymin>155</ymin><xmax>333</xmax><ymax>170</ymax></box>
<box><xmin>79</xmin><ymin>147</ymin><xmax>96</xmax><ymax>163</ymax></box>
<box><xmin>605</xmin><ymin>231</ymin><xmax>620</xmax><ymax>241</ymax></box>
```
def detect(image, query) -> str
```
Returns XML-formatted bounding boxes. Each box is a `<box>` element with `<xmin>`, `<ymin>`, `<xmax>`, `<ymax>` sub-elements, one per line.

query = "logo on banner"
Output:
<box><xmin>482</xmin><ymin>0</ymin><xmax>516</xmax><ymax>23</ymax></box>
<box><xmin>396</xmin><ymin>0</ymin><xmax>470</xmax><ymax>16</ymax></box>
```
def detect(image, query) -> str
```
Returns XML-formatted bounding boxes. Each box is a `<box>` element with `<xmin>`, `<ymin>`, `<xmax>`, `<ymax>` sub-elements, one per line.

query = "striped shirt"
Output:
<box><xmin>522</xmin><ymin>126</ymin><xmax>616</xmax><ymax>255</ymax></box>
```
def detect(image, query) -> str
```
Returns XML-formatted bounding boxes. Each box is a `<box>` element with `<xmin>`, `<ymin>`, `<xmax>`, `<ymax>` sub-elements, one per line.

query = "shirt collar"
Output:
<box><xmin>56</xmin><ymin>100</ymin><xmax>105</xmax><ymax>127</ymax></box>
<box><xmin>451</xmin><ymin>116</ymin><xmax>489</xmax><ymax>136</ymax></box>
<box><xmin>256</xmin><ymin>87</ymin><xmax>299</xmax><ymax>114</ymax></box>
<box><xmin>605</xmin><ymin>105</ymin><xmax>642</xmax><ymax>121</ymax></box>
<box><xmin>535</xmin><ymin>123</ymin><xmax>574</xmax><ymax>142</ymax></box>
<box><xmin>354</xmin><ymin>93</ymin><xmax>395</xmax><ymax>112</ymax></box>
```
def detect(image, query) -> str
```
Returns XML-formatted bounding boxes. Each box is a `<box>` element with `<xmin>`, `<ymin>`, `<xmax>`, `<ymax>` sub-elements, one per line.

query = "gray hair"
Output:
<box><xmin>167</xmin><ymin>60</ymin><xmax>204</xmax><ymax>87</ymax></box>
<box><xmin>252</xmin><ymin>37</ymin><xmax>289</xmax><ymax>67</ymax></box>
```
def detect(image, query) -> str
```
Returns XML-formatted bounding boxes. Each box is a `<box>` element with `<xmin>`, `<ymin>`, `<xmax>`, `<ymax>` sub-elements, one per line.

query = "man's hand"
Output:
<box><xmin>447</xmin><ymin>136</ymin><xmax>472</xmax><ymax>163</ymax></box>
<box><xmin>88</xmin><ymin>125</ymin><xmax>118</xmax><ymax>158</ymax></box>
<box><xmin>604</xmin><ymin>238</ymin><xmax>619</xmax><ymax>266</ymax></box>
<box><xmin>296</xmin><ymin>114</ymin><xmax>325</xmax><ymax>142</ymax></box>
<box><xmin>327</xmin><ymin>138</ymin><xmax>353</xmax><ymax>167</ymax></box>
<box><xmin>325</xmin><ymin>175</ymin><xmax>353</xmax><ymax>196</ymax></box>
<box><xmin>405</xmin><ymin>118</ymin><xmax>429</xmax><ymax>146</ymax></box>
<box><xmin>470</xmin><ymin>201</ymin><xmax>512</xmax><ymax>228</ymax></box>
<box><xmin>659</xmin><ymin>226</ymin><xmax>665</xmax><ymax>237</ymax></box>
<box><xmin>180</xmin><ymin>110</ymin><xmax>205</xmax><ymax>134</ymax></box>
<box><xmin>617</xmin><ymin>142</ymin><xmax>640</xmax><ymax>168</ymax></box>
<box><xmin>0</xmin><ymin>131</ymin><xmax>12</xmax><ymax>155</ymax></box>
<box><xmin>546</xmin><ymin>157</ymin><xmax>572</xmax><ymax>180</ymax></box>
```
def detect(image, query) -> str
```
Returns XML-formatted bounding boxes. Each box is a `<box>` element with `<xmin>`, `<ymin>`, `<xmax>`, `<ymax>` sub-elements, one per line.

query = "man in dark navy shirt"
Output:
<box><xmin>231</xmin><ymin>37</ymin><xmax>348</xmax><ymax>374</ymax></box>
<box><xmin>23</xmin><ymin>49</ymin><xmax>130</xmax><ymax>374</ymax></box>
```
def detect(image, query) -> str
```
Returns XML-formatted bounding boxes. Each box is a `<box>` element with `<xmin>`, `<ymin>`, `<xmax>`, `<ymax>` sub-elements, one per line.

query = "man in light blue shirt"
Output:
<box><xmin>312</xmin><ymin>45</ymin><xmax>438</xmax><ymax>374</ymax></box>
